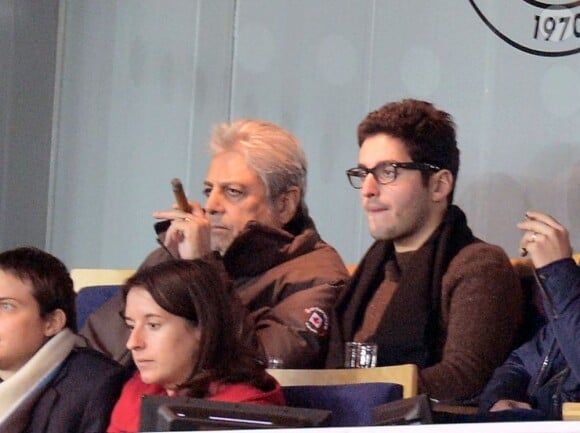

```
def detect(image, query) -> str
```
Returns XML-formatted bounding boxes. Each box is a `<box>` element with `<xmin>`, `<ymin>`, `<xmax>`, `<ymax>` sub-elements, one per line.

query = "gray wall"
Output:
<box><xmin>2</xmin><ymin>0</ymin><xmax>579</xmax><ymax>269</ymax></box>
<box><xmin>0</xmin><ymin>0</ymin><xmax>59</xmax><ymax>250</ymax></box>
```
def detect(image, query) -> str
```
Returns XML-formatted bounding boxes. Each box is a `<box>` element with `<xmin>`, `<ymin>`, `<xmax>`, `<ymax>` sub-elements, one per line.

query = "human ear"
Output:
<box><xmin>431</xmin><ymin>169</ymin><xmax>453</xmax><ymax>203</ymax></box>
<box><xmin>44</xmin><ymin>309</ymin><xmax>67</xmax><ymax>337</ymax></box>
<box><xmin>274</xmin><ymin>187</ymin><xmax>301</xmax><ymax>225</ymax></box>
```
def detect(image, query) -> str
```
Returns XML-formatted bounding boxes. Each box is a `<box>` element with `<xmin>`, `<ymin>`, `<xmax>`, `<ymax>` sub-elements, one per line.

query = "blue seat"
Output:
<box><xmin>282</xmin><ymin>382</ymin><xmax>403</xmax><ymax>426</ymax></box>
<box><xmin>75</xmin><ymin>285</ymin><xmax>120</xmax><ymax>329</ymax></box>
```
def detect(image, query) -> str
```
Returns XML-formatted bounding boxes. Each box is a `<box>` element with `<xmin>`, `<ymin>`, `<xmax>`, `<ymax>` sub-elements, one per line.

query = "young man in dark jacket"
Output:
<box><xmin>480</xmin><ymin>211</ymin><xmax>580</xmax><ymax>420</ymax></box>
<box><xmin>327</xmin><ymin>99</ymin><xmax>523</xmax><ymax>402</ymax></box>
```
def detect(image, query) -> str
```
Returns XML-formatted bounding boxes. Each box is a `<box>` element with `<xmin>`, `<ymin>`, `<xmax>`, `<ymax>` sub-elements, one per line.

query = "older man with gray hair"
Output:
<box><xmin>81</xmin><ymin>119</ymin><xmax>348</xmax><ymax>368</ymax></box>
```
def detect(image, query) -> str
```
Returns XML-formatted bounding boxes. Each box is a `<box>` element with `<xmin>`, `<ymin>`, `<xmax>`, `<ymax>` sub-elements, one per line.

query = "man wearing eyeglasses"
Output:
<box><xmin>326</xmin><ymin>99</ymin><xmax>523</xmax><ymax>404</ymax></box>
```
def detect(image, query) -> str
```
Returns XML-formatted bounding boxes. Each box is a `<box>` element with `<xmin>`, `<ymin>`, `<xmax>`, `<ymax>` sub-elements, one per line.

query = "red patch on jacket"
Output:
<box><xmin>304</xmin><ymin>307</ymin><xmax>329</xmax><ymax>336</ymax></box>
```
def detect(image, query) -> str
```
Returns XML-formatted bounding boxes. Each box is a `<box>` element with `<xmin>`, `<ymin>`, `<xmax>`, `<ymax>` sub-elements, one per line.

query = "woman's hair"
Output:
<box><xmin>0</xmin><ymin>247</ymin><xmax>76</xmax><ymax>332</ymax></box>
<box><xmin>122</xmin><ymin>258</ymin><xmax>271</xmax><ymax>397</ymax></box>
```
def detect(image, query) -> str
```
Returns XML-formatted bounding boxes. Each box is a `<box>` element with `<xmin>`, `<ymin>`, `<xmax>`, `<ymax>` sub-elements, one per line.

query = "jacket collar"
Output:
<box><xmin>222</xmin><ymin>215</ymin><xmax>320</xmax><ymax>279</ymax></box>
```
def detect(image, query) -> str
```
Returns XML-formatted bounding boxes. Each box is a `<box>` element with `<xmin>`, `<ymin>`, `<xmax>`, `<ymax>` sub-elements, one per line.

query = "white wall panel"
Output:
<box><xmin>51</xmin><ymin>0</ymin><xmax>235</xmax><ymax>267</ymax></box>
<box><xmin>230</xmin><ymin>0</ymin><xmax>376</xmax><ymax>263</ymax></box>
<box><xmin>44</xmin><ymin>0</ymin><xmax>579</xmax><ymax>268</ymax></box>
<box><xmin>0</xmin><ymin>0</ymin><xmax>59</xmax><ymax>250</ymax></box>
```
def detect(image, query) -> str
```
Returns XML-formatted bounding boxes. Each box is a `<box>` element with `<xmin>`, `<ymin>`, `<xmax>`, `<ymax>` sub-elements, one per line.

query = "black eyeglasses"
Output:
<box><xmin>345</xmin><ymin>161</ymin><xmax>441</xmax><ymax>189</ymax></box>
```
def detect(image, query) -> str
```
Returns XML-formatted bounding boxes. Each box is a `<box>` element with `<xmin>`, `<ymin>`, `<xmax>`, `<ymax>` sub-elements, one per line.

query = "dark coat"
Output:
<box><xmin>24</xmin><ymin>347</ymin><xmax>128</xmax><ymax>433</ymax></box>
<box><xmin>479</xmin><ymin>258</ymin><xmax>580</xmax><ymax>419</ymax></box>
<box><xmin>326</xmin><ymin>206</ymin><xmax>523</xmax><ymax>401</ymax></box>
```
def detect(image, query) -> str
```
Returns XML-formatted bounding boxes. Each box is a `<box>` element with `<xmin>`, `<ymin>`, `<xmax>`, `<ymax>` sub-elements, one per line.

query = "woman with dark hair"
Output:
<box><xmin>107</xmin><ymin>258</ymin><xmax>284</xmax><ymax>433</ymax></box>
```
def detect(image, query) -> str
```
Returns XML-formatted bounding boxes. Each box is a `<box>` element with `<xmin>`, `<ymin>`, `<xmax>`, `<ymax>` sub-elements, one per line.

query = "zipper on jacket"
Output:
<box><xmin>530</xmin><ymin>339</ymin><xmax>557</xmax><ymax>395</ymax></box>
<box><xmin>534</xmin><ymin>268</ymin><xmax>558</xmax><ymax>319</ymax></box>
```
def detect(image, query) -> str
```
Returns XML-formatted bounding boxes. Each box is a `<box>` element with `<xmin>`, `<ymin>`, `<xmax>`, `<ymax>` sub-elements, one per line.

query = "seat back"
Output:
<box><xmin>282</xmin><ymin>382</ymin><xmax>403</xmax><ymax>426</ymax></box>
<box><xmin>563</xmin><ymin>402</ymin><xmax>580</xmax><ymax>421</ymax></box>
<box><xmin>346</xmin><ymin>263</ymin><xmax>357</xmax><ymax>275</ymax></box>
<box><xmin>267</xmin><ymin>364</ymin><xmax>418</xmax><ymax>399</ymax></box>
<box><xmin>70</xmin><ymin>268</ymin><xmax>135</xmax><ymax>292</ymax></box>
<box><xmin>70</xmin><ymin>268</ymin><xmax>134</xmax><ymax>329</ymax></box>
<box><xmin>75</xmin><ymin>285</ymin><xmax>120</xmax><ymax>329</ymax></box>
<box><xmin>510</xmin><ymin>257</ymin><xmax>545</xmax><ymax>346</ymax></box>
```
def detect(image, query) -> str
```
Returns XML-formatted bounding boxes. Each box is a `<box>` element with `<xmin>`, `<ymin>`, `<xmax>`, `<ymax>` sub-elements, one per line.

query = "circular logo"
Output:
<box><xmin>470</xmin><ymin>0</ymin><xmax>580</xmax><ymax>56</ymax></box>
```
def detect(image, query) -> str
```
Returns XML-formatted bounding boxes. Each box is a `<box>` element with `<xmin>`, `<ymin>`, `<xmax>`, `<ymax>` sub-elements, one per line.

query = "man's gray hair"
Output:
<box><xmin>210</xmin><ymin>119</ymin><xmax>307</xmax><ymax>203</ymax></box>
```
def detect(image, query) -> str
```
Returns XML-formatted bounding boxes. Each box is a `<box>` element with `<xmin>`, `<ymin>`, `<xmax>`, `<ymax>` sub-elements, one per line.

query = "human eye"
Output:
<box><xmin>377</xmin><ymin>164</ymin><xmax>396</xmax><ymax>183</ymax></box>
<box><xmin>0</xmin><ymin>301</ymin><xmax>15</xmax><ymax>312</ymax></box>
<box><xmin>123</xmin><ymin>319</ymin><xmax>135</xmax><ymax>330</ymax></box>
<box><xmin>350</xmin><ymin>168</ymin><xmax>367</xmax><ymax>178</ymax></box>
<box><xmin>202</xmin><ymin>185</ymin><xmax>212</xmax><ymax>197</ymax></box>
<box><xmin>224</xmin><ymin>185</ymin><xmax>243</xmax><ymax>198</ymax></box>
<box><xmin>146</xmin><ymin>321</ymin><xmax>162</xmax><ymax>330</ymax></box>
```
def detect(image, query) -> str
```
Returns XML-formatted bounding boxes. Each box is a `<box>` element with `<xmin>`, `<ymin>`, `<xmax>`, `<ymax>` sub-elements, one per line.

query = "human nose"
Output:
<box><xmin>126</xmin><ymin>326</ymin><xmax>144</xmax><ymax>351</ymax></box>
<box><xmin>360</xmin><ymin>171</ymin><xmax>378</xmax><ymax>197</ymax></box>
<box><xmin>204</xmin><ymin>189</ymin><xmax>223</xmax><ymax>215</ymax></box>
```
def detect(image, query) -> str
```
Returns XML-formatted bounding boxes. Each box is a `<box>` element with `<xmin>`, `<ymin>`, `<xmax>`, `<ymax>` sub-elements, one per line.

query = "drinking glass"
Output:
<box><xmin>344</xmin><ymin>341</ymin><xmax>378</xmax><ymax>368</ymax></box>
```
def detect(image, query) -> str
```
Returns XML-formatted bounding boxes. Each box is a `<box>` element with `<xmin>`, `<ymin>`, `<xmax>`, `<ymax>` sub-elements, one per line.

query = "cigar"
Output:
<box><xmin>171</xmin><ymin>178</ymin><xmax>192</xmax><ymax>213</ymax></box>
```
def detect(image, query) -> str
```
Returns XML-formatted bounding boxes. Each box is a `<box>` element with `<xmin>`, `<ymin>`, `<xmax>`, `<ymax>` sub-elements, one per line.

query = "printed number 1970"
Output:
<box><xmin>534</xmin><ymin>13</ymin><xmax>580</xmax><ymax>41</ymax></box>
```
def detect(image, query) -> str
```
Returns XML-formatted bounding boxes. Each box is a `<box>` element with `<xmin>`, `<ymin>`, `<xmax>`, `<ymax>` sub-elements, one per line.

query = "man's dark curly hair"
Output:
<box><xmin>357</xmin><ymin>99</ymin><xmax>460</xmax><ymax>203</ymax></box>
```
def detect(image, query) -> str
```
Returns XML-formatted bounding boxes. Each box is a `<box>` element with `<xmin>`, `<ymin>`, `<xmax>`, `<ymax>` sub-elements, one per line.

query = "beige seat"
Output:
<box><xmin>563</xmin><ymin>402</ymin><xmax>580</xmax><ymax>420</ymax></box>
<box><xmin>267</xmin><ymin>364</ymin><xmax>418</xmax><ymax>399</ymax></box>
<box><xmin>70</xmin><ymin>268</ymin><xmax>135</xmax><ymax>292</ymax></box>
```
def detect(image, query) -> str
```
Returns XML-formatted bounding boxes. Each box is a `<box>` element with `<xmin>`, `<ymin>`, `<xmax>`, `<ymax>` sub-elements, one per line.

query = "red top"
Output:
<box><xmin>107</xmin><ymin>372</ymin><xmax>285</xmax><ymax>433</ymax></box>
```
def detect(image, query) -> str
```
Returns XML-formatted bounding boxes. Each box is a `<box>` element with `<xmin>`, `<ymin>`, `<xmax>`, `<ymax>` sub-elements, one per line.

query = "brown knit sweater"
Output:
<box><xmin>327</xmin><ymin>206</ymin><xmax>523</xmax><ymax>402</ymax></box>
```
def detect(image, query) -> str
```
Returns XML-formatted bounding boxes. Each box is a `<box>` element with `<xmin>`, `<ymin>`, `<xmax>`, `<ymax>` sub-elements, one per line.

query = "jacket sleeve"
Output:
<box><xmin>252</xmin><ymin>277</ymin><xmax>346</xmax><ymax>368</ymax></box>
<box><xmin>419</xmin><ymin>243</ymin><xmax>524</xmax><ymax>401</ymax></box>
<box><xmin>478</xmin><ymin>325</ymin><xmax>555</xmax><ymax>412</ymax></box>
<box><xmin>538</xmin><ymin>259</ymin><xmax>580</xmax><ymax>382</ymax></box>
<box><xmin>77</xmin><ymin>365</ymin><xmax>128</xmax><ymax>433</ymax></box>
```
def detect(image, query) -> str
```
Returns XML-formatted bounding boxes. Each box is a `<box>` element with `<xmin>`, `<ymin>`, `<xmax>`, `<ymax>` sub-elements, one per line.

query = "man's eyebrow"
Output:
<box><xmin>205</xmin><ymin>181</ymin><xmax>246</xmax><ymax>189</ymax></box>
<box><xmin>358</xmin><ymin>160</ymin><xmax>397</xmax><ymax>168</ymax></box>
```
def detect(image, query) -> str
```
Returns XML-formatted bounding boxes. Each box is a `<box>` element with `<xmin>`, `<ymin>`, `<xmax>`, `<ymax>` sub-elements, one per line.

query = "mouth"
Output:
<box><xmin>211</xmin><ymin>224</ymin><xmax>229</xmax><ymax>231</ymax></box>
<box><xmin>134</xmin><ymin>359</ymin><xmax>154</xmax><ymax>368</ymax></box>
<box><xmin>365</xmin><ymin>205</ymin><xmax>389</xmax><ymax>214</ymax></box>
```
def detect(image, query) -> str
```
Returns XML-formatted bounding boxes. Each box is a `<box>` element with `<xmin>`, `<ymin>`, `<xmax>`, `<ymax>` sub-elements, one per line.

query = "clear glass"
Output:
<box><xmin>267</xmin><ymin>357</ymin><xmax>285</xmax><ymax>369</ymax></box>
<box><xmin>344</xmin><ymin>341</ymin><xmax>378</xmax><ymax>368</ymax></box>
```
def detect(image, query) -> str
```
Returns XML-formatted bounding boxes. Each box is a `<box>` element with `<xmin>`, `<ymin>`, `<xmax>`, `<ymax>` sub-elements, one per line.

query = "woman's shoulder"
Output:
<box><xmin>209</xmin><ymin>377</ymin><xmax>285</xmax><ymax>406</ymax></box>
